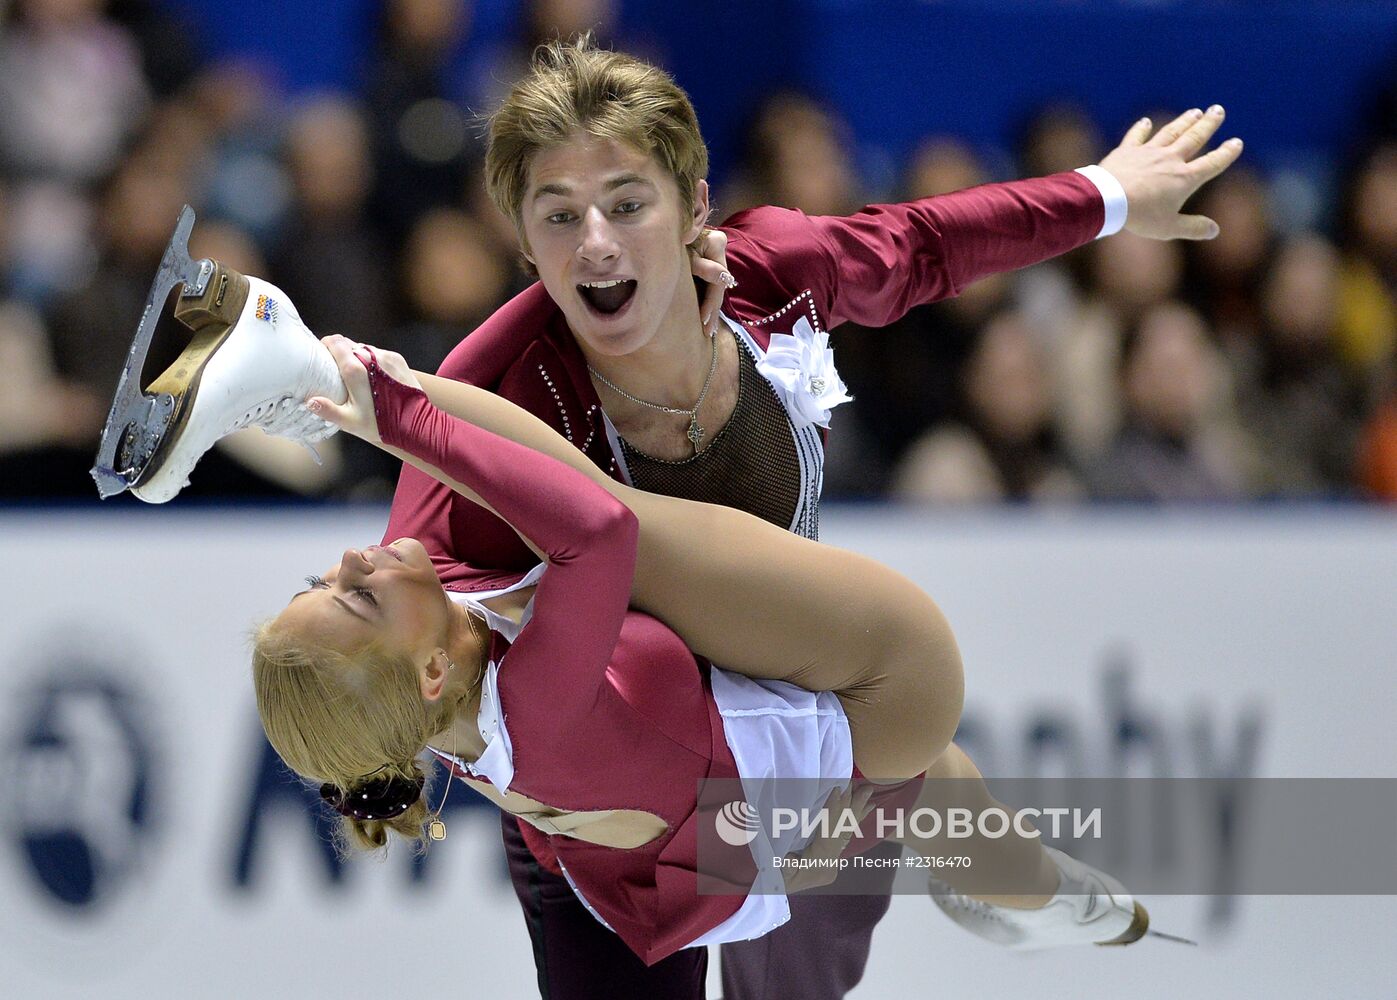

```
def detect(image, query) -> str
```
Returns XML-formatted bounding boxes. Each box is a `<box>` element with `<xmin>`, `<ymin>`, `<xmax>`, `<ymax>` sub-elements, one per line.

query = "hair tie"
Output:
<box><xmin>320</xmin><ymin>769</ymin><xmax>425</xmax><ymax>822</ymax></box>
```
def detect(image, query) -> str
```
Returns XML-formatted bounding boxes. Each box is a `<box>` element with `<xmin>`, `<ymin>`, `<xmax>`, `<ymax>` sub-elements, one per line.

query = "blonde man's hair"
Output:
<box><xmin>252</xmin><ymin>622</ymin><xmax>450</xmax><ymax>851</ymax></box>
<box><xmin>486</xmin><ymin>36</ymin><xmax>709</xmax><ymax>236</ymax></box>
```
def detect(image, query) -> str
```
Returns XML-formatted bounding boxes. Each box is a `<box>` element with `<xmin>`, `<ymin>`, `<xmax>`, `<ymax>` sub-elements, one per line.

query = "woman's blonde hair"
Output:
<box><xmin>485</xmin><ymin>36</ymin><xmax>709</xmax><ymax>235</ymax></box>
<box><xmin>252</xmin><ymin>622</ymin><xmax>450</xmax><ymax>851</ymax></box>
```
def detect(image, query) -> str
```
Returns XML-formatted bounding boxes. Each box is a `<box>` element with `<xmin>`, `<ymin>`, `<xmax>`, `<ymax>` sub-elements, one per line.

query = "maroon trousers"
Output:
<box><xmin>502</xmin><ymin>814</ymin><xmax>901</xmax><ymax>999</ymax></box>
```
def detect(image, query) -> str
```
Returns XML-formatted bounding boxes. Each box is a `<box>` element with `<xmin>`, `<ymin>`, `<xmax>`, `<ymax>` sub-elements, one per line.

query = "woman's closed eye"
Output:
<box><xmin>304</xmin><ymin>575</ymin><xmax>378</xmax><ymax>608</ymax></box>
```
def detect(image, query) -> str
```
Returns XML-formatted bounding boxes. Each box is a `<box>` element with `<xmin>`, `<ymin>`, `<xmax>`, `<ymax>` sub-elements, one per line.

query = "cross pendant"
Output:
<box><xmin>687</xmin><ymin>417</ymin><xmax>704</xmax><ymax>451</ymax></box>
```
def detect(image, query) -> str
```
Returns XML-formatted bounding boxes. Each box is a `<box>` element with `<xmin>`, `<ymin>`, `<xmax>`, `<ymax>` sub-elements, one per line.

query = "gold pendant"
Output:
<box><xmin>428</xmin><ymin>819</ymin><xmax>447</xmax><ymax>841</ymax></box>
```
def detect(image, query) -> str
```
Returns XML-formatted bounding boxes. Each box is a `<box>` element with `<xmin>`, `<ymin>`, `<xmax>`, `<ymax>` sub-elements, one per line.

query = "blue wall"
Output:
<box><xmin>158</xmin><ymin>0</ymin><xmax>1397</xmax><ymax>182</ymax></box>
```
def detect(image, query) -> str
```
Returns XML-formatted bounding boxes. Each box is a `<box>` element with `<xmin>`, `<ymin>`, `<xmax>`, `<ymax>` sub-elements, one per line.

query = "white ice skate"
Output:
<box><xmin>91</xmin><ymin>206</ymin><xmax>346</xmax><ymax>502</ymax></box>
<box><xmin>929</xmin><ymin>847</ymin><xmax>1151</xmax><ymax>949</ymax></box>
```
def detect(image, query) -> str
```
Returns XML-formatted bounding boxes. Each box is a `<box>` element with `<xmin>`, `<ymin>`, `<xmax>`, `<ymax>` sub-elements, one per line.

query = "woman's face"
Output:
<box><xmin>274</xmin><ymin>537</ymin><xmax>450</xmax><ymax>665</ymax></box>
<box><xmin>519</xmin><ymin>134</ymin><xmax>707</xmax><ymax>359</ymax></box>
<box><xmin>966</xmin><ymin>313</ymin><xmax>1050</xmax><ymax>445</ymax></box>
<box><xmin>1125</xmin><ymin>305</ymin><xmax>1214</xmax><ymax>438</ymax></box>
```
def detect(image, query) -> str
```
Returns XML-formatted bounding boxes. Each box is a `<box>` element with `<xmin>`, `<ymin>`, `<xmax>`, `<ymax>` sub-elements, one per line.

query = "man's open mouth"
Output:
<box><xmin>578</xmin><ymin>279</ymin><xmax>637</xmax><ymax>315</ymax></box>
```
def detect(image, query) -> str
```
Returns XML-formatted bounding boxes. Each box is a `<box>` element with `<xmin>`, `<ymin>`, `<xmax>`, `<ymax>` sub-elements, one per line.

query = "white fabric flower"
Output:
<box><xmin>755</xmin><ymin>316</ymin><xmax>852</xmax><ymax>429</ymax></box>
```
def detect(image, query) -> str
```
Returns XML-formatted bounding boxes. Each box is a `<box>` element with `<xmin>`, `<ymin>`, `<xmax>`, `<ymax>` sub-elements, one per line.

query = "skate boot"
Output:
<box><xmin>929</xmin><ymin>847</ymin><xmax>1148</xmax><ymax>949</ymax></box>
<box><xmin>91</xmin><ymin>205</ymin><xmax>346</xmax><ymax>502</ymax></box>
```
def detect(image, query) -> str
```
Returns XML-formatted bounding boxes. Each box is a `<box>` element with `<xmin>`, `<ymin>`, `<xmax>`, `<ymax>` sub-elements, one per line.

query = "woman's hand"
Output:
<box><xmin>689</xmin><ymin>228</ymin><xmax>736</xmax><ymax>338</ymax></box>
<box><xmin>307</xmin><ymin>334</ymin><xmax>422</xmax><ymax>445</ymax></box>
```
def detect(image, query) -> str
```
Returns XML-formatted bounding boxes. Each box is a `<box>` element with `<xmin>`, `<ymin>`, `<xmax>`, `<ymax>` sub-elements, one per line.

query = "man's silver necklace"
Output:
<box><xmin>588</xmin><ymin>333</ymin><xmax>718</xmax><ymax>454</ymax></box>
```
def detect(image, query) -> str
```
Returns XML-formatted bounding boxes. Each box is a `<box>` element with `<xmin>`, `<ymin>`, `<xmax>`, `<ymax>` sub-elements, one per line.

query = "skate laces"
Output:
<box><xmin>225</xmin><ymin>395</ymin><xmax>336</xmax><ymax>462</ymax></box>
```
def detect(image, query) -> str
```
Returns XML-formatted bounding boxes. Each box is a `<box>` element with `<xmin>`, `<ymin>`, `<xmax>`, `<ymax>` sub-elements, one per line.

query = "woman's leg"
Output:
<box><xmin>416</xmin><ymin>373</ymin><xmax>962</xmax><ymax>781</ymax></box>
<box><xmin>623</xmin><ymin>493</ymin><xmax>963</xmax><ymax>781</ymax></box>
<box><xmin>891</xmin><ymin>743</ymin><xmax>1060</xmax><ymax>905</ymax></box>
<box><xmin>427</xmin><ymin>355</ymin><xmax>1135</xmax><ymax>927</ymax></box>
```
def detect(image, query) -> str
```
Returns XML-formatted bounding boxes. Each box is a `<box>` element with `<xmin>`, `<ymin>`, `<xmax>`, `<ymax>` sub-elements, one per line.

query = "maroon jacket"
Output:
<box><xmin>383</xmin><ymin>171</ymin><xmax>1106</xmax><ymax>586</ymax></box>
<box><xmin>378</xmin><ymin>173</ymin><xmax>1107</xmax><ymax>957</ymax></box>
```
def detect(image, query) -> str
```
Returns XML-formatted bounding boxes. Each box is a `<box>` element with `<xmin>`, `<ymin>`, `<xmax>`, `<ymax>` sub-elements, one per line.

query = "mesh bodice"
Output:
<box><xmin>617</xmin><ymin>335</ymin><xmax>808</xmax><ymax>533</ymax></box>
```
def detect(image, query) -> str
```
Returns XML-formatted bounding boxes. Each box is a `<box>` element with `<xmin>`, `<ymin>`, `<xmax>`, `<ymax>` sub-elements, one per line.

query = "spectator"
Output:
<box><xmin>0</xmin><ymin>179</ymin><xmax>103</xmax><ymax>470</ymax></box>
<box><xmin>1357</xmin><ymin>360</ymin><xmax>1397</xmax><ymax>501</ymax></box>
<box><xmin>722</xmin><ymin>92</ymin><xmax>864</xmax><ymax>217</ymax></box>
<box><xmin>270</xmin><ymin>97</ymin><xmax>391</xmax><ymax>346</ymax></box>
<box><xmin>1335</xmin><ymin>142</ymin><xmax>1397</xmax><ymax>374</ymax></box>
<box><xmin>727</xmin><ymin>91</ymin><xmax>878</xmax><ymax>495</ymax></box>
<box><xmin>893</xmin><ymin>310</ymin><xmax>1082</xmax><ymax>504</ymax></box>
<box><xmin>904</xmin><ymin>136</ymin><xmax>989</xmax><ymax>199</ymax></box>
<box><xmin>0</xmin><ymin>0</ymin><xmax>151</xmax><ymax>183</ymax></box>
<box><xmin>1232</xmin><ymin>235</ymin><xmax>1367</xmax><ymax>497</ymax></box>
<box><xmin>825</xmin><ymin>268</ymin><xmax>1015</xmax><ymax>498</ymax></box>
<box><xmin>1089</xmin><ymin>301</ymin><xmax>1247</xmax><ymax>502</ymax></box>
<box><xmin>474</xmin><ymin>2</ymin><xmax>624</xmax><ymax>113</ymax></box>
<box><xmin>0</xmin><ymin>0</ymin><xmax>153</xmax><ymax>303</ymax></box>
<box><xmin>526</xmin><ymin>0</ymin><xmax>620</xmax><ymax>49</ymax></box>
<box><xmin>1017</xmin><ymin>102</ymin><xmax>1103</xmax><ymax>179</ymax></box>
<box><xmin>1049</xmin><ymin>231</ymin><xmax>1185</xmax><ymax>465</ymax></box>
<box><xmin>107</xmin><ymin>0</ymin><xmax>201</xmax><ymax>98</ymax></box>
<box><xmin>365</xmin><ymin>0</ymin><xmax>479</xmax><ymax>250</ymax></box>
<box><xmin>267</xmin><ymin>98</ymin><xmax>401</xmax><ymax>498</ymax></box>
<box><xmin>390</xmin><ymin>207</ymin><xmax>510</xmax><ymax>373</ymax></box>
<box><xmin>188</xmin><ymin>62</ymin><xmax>295</xmax><ymax>246</ymax></box>
<box><xmin>1181</xmin><ymin>167</ymin><xmax>1274</xmax><ymax>345</ymax></box>
<box><xmin>8</xmin><ymin>12</ymin><xmax>1397</xmax><ymax>508</ymax></box>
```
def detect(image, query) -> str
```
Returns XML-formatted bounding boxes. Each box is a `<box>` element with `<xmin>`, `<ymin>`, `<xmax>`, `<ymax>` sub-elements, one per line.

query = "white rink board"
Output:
<box><xmin>0</xmin><ymin>505</ymin><xmax>1393</xmax><ymax>1000</ymax></box>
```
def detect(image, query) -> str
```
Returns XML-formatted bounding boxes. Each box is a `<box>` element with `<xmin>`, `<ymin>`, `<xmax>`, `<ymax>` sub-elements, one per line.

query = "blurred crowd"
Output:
<box><xmin>3</xmin><ymin>0</ymin><xmax>1396</xmax><ymax>505</ymax></box>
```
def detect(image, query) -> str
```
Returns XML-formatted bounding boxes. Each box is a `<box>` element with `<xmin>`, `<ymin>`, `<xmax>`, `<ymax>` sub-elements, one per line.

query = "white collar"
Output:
<box><xmin>429</xmin><ymin>562</ymin><xmax>546</xmax><ymax>791</ymax></box>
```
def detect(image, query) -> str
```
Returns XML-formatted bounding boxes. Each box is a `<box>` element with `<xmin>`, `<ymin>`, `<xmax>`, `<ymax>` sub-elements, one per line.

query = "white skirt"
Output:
<box><xmin>684</xmin><ymin>667</ymin><xmax>854</xmax><ymax>948</ymax></box>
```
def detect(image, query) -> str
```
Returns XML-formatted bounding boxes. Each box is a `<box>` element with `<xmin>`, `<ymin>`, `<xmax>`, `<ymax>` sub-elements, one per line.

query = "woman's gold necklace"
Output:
<box><xmin>428</xmin><ymin>607</ymin><xmax>489</xmax><ymax>841</ymax></box>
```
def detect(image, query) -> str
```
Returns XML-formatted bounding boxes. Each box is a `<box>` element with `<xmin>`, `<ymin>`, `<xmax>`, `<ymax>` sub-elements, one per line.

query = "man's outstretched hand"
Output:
<box><xmin>1099</xmin><ymin>105</ymin><xmax>1244</xmax><ymax>241</ymax></box>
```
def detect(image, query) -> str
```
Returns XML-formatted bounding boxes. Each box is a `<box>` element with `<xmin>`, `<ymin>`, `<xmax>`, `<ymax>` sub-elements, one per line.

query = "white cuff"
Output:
<box><xmin>1075</xmin><ymin>164</ymin><xmax>1128</xmax><ymax>239</ymax></box>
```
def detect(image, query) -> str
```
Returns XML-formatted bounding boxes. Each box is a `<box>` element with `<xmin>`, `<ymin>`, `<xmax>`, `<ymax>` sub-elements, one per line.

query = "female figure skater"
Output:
<box><xmin>254</xmin><ymin>333</ymin><xmax>1145</xmax><ymax>965</ymax></box>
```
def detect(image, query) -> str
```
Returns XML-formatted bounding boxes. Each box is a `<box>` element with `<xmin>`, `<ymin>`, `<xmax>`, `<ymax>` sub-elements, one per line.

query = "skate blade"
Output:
<box><xmin>89</xmin><ymin>205</ymin><xmax>247</xmax><ymax>498</ymax></box>
<box><xmin>1146</xmin><ymin>928</ymin><xmax>1198</xmax><ymax>946</ymax></box>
